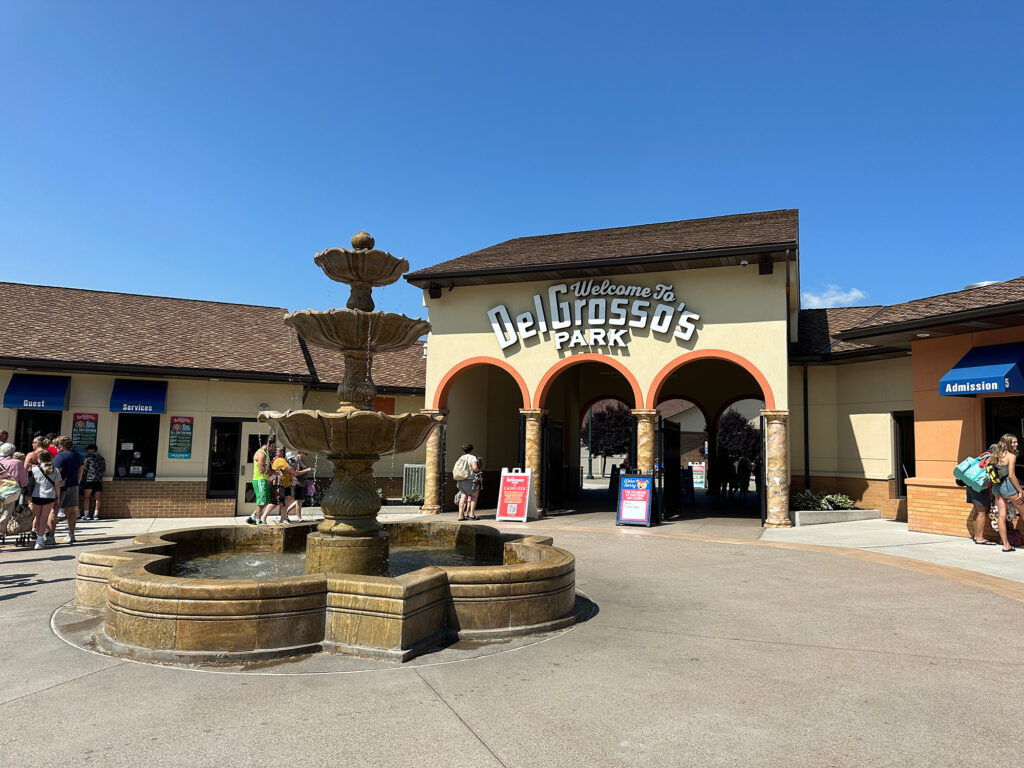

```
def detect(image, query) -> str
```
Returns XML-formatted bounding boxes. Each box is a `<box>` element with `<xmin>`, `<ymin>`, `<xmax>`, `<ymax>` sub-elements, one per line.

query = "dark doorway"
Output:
<box><xmin>14</xmin><ymin>410</ymin><xmax>63</xmax><ymax>454</ymax></box>
<box><xmin>207</xmin><ymin>418</ymin><xmax>242</xmax><ymax>498</ymax></box>
<box><xmin>657</xmin><ymin>417</ymin><xmax>681</xmax><ymax>518</ymax></box>
<box><xmin>542</xmin><ymin>416</ymin><xmax>565</xmax><ymax>511</ymax></box>
<box><xmin>892</xmin><ymin>410</ymin><xmax>915</xmax><ymax>498</ymax></box>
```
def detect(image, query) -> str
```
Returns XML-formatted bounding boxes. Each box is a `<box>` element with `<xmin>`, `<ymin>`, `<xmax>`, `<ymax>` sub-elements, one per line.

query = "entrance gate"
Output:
<box><xmin>657</xmin><ymin>417</ymin><xmax>681</xmax><ymax>519</ymax></box>
<box><xmin>541</xmin><ymin>416</ymin><xmax>565</xmax><ymax>511</ymax></box>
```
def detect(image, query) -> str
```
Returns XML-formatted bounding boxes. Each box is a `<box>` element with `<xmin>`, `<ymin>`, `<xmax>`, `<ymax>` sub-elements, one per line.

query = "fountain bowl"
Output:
<box><xmin>284</xmin><ymin>308</ymin><xmax>430</xmax><ymax>354</ymax></box>
<box><xmin>258</xmin><ymin>408</ymin><xmax>441</xmax><ymax>456</ymax></box>
<box><xmin>314</xmin><ymin>247</ymin><xmax>408</xmax><ymax>288</ymax></box>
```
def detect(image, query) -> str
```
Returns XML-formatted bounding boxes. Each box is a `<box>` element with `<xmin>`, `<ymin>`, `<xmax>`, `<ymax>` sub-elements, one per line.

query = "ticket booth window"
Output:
<box><xmin>115</xmin><ymin>413</ymin><xmax>160</xmax><ymax>479</ymax></box>
<box><xmin>14</xmin><ymin>410</ymin><xmax>63</xmax><ymax>454</ymax></box>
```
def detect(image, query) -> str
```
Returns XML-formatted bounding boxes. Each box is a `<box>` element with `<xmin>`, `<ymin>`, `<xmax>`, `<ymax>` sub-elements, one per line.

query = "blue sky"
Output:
<box><xmin>1</xmin><ymin>1</ymin><xmax>1021</xmax><ymax>319</ymax></box>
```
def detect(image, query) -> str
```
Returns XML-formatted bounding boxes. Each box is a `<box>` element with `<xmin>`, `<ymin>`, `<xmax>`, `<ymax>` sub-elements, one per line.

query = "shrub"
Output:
<box><xmin>790</xmin><ymin>490</ymin><xmax>856</xmax><ymax>511</ymax></box>
<box><xmin>403</xmin><ymin>493</ymin><xmax>424</xmax><ymax>505</ymax></box>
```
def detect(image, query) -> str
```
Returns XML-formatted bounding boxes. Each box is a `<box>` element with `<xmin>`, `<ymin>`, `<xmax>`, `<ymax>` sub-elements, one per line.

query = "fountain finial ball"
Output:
<box><xmin>351</xmin><ymin>231</ymin><xmax>375</xmax><ymax>251</ymax></box>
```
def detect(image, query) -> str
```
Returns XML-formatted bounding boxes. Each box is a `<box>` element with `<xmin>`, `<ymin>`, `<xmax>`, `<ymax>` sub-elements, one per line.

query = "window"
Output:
<box><xmin>14</xmin><ymin>410</ymin><xmax>63</xmax><ymax>454</ymax></box>
<box><xmin>207</xmin><ymin>418</ymin><xmax>242</xmax><ymax>498</ymax></box>
<box><xmin>115</xmin><ymin>413</ymin><xmax>160</xmax><ymax>479</ymax></box>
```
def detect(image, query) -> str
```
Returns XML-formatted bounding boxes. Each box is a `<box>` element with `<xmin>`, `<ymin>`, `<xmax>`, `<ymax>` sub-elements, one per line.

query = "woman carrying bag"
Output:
<box><xmin>988</xmin><ymin>433</ymin><xmax>1022</xmax><ymax>552</ymax></box>
<box><xmin>30</xmin><ymin>449</ymin><xmax>62</xmax><ymax>550</ymax></box>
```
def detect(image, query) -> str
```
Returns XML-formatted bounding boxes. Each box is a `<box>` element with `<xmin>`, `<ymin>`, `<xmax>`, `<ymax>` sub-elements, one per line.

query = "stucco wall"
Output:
<box><xmin>423</xmin><ymin>265</ymin><xmax>790</xmax><ymax>414</ymax></box>
<box><xmin>789</xmin><ymin>356</ymin><xmax>913</xmax><ymax>482</ymax></box>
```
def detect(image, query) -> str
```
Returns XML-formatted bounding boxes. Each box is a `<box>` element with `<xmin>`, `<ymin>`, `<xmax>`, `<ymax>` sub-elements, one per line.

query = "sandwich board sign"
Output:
<box><xmin>495</xmin><ymin>467</ymin><xmax>537</xmax><ymax>522</ymax></box>
<box><xmin>617</xmin><ymin>474</ymin><xmax>656</xmax><ymax>526</ymax></box>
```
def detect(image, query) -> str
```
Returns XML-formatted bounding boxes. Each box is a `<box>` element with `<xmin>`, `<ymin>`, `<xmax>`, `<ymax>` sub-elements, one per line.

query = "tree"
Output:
<box><xmin>716</xmin><ymin>408</ymin><xmax>760</xmax><ymax>460</ymax></box>
<box><xmin>582</xmin><ymin>402</ymin><xmax>634</xmax><ymax>463</ymax></box>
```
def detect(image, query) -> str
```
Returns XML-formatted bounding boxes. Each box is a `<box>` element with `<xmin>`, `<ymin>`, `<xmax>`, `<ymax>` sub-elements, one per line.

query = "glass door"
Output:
<box><xmin>237</xmin><ymin>421</ymin><xmax>270</xmax><ymax>515</ymax></box>
<box><xmin>206</xmin><ymin>418</ymin><xmax>242</xmax><ymax>502</ymax></box>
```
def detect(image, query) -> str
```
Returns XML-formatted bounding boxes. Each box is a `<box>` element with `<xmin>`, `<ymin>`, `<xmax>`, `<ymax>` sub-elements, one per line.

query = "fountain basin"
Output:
<box><xmin>75</xmin><ymin>522</ymin><xmax>577</xmax><ymax>663</ymax></box>
<box><xmin>284</xmin><ymin>309</ymin><xmax>430</xmax><ymax>354</ymax></box>
<box><xmin>258</xmin><ymin>409</ymin><xmax>440</xmax><ymax>456</ymax></box>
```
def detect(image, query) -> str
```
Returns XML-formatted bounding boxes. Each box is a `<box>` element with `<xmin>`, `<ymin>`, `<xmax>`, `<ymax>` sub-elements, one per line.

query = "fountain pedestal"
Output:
<box><xmin>306</xmin><ymin>455</ymin><xmax>389</xmax><ymax>576</ymax></box>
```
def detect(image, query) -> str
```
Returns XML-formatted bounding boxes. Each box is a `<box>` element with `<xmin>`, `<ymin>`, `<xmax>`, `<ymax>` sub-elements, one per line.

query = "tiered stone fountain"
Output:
<box><xmin>64</xmin><ymin>233</ymin><xmax>580</xmax><ymax>664</ymax></box>
<box><xmin>259</xmin><ymin>231</ymin><xmax>438</xmax><ymax>576</ymax></box>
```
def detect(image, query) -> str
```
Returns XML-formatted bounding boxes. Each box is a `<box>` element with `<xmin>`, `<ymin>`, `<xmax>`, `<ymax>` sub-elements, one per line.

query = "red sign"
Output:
<box><xmin>497</xmin><ymin>472</ymin><xmax>530</xmax><ymax>520</ymax></box>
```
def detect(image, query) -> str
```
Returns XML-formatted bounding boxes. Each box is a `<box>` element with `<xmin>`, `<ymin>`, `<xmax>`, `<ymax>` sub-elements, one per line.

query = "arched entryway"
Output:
<box><xmin>649</xmin><ymin>352</ymin><xmax>772</xmax><ymax>522</ymax></box>
<box><xmin>534</xmin><ymin>355</ymin><xmax>640</xmax><ymax>512</ymax></box>
<box><xmin>424</xmin><ymin>358</ymin><xmax>530</xmax><ymax>513</ymax></box>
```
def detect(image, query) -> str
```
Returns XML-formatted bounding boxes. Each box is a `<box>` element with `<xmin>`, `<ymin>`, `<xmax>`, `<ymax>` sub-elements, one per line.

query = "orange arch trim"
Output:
<box><xmin>433</xmin><ymin>356</ymin><xmax>531</xmax><ymax>410</ymax></box>
<box><xmin>534</xmin><ymin>353</ymin><xmax>644</xmax><ymax>409</ymax></box>
<box><xmin>645</xmin><ymin>349</ymin><xmax>776</xmax><ymax>410</ymax></box>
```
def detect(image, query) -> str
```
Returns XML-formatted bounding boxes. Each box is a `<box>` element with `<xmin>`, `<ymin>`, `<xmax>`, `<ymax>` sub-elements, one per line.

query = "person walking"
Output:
<box><xmin>52</xmin><ymin>437</ymin><xmax>83</xmax><ymax>543</ymax></box>
<box><xmin>81</xmin><ymin>444</ymin><xmax>106</xmax><ymax>520</ymax></box>
<box><xmin>286</xmin><ymin>451</ymin><xmax>313</xmax><ymax>521</ymax></box>
<box><xmin>30</xmin><ymin>450</ymin><xmax>62</xmax><ymax>550</ymax></box>
<box><xmin>988</xmin><ymin>433</ymin><xmax>1022</xmax><ymax>552</ymax></box>
<box><xmin>270</xmin><ymin>447</ymin><xmax>293</xmax><ymax>524</ymax></box>
<box><xmin>453</xmin><ymin>443</ymin><xmax>481</xmax><ymax>521</ymax></box>
<box><xmin>246</xmin><ymin>438</ymin><xmax>275</xmax><ymax>525</ymax></box>
<box><xmin>735</xmin><ymin>455</ymin><xmax>751</xmax><ymax>502</ymax></box>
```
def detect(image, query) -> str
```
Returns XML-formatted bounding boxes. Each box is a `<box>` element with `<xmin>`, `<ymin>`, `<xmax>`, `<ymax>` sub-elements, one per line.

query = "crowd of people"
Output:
<box><xmin>0</xmin><ymin>430</ymin><xmax>106</xmax><ymax>550</ymax></box>
<box><xmin>245</xmin><ymin>438</ymin><xmax>314</xmax><ymax>525</ymax></box>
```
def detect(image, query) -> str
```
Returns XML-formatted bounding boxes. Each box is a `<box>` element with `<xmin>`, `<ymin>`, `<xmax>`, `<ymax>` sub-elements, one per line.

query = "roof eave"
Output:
<box><xmin>405</xmin><ymin>242</ymin><xmax>798</xmax><ymax>288</ymax></box>
<box><xmin>838</xmin><ymin>300</ymin><xmax>1024</xmax><ymax>342</ymax></box>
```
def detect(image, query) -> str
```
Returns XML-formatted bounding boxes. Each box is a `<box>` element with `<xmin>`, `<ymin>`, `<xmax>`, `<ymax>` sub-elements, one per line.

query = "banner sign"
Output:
<box><xmin>689</xmin><ymin>461</ymin><xmax>706</xmax><ymax>488</ymax></box>
<box><xmin>487</xmin><ymin>280</ymin><xmax>700</xmax><ymax>353</ymax></box>
<box><xmin>495</xmin><ymin>467</ymin><xmax>537</xmax><ymax>522</ymax></box>
<box><xmin>72</xmin><ymin>413</ymin><xmax>98</xmax><ymax>455</ymax></box>
<box><xmin>617</xmin><ymin>474</ymin><xmax>656</xmax><ymax>526</ymax></box>
<box><xmin>168</xmin><ymin>416</ymin><xmax>194</xmax><ymax>459</ymax></box>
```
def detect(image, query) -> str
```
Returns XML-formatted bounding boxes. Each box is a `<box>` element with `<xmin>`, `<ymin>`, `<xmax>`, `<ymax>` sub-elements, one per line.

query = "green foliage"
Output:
<box><xmin>582</xmin><ymin>402</ymin><xmax>634</xmax><ymax>458</ymax></box>
<box><xmin>790</xmin><ymin>490</ymin><xmax>856</xmax><ymax>511</ymax></box>
<box><xmin>403</xmin><ymin>492</ymin><xmax>424</xmax><ymax>505</ymax></box>
<box><xmin>717</xmin><ymin>408</ymin><xmax>760</xmax><ymax>460</ymax></box>
<box><xmin>376</xmin><ymin>488</ymin><xmax>385</xmax><ymax>500</ymax></box>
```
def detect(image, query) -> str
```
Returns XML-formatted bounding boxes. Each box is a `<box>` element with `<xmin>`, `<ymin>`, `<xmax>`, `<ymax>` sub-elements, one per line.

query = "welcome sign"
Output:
<box><xmin>487</xmin><ymin>280</ymin><xmax>700</xmax><ymax>352</ymax></box>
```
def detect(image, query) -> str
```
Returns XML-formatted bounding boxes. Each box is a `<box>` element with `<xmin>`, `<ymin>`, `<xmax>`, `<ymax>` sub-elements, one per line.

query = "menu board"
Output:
<box><xmin>72</xmin><ymin>413</ymin><xmax>98</xmax><ymax>455</ymax></box>
<box><xmin>168</xmin><ymin>416</ymin><xmax>194</xmax><ymax>459</ymax></box>
<box><xmin>495</xmin><ymin>468</ymin><xmax>536</xmax><ymax>521</ymax></box>
<box><xmin>617</xmin><ymin>474</ymin><xmax>655</xmax><ymax>526</ymax></box>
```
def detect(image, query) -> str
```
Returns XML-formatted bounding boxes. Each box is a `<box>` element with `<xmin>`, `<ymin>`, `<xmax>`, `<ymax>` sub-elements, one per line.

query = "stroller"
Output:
<box><xmin>1</xmin><ymin>491</ymin><xmax>35</xmax><ymax>548</ymax></box>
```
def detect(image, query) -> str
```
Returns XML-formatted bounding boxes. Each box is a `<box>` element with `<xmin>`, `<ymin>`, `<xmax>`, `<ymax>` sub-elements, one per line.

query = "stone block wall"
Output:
<box><xmin>98</xmin><ymin>481</ymin><xmax>235</xmax><ymax>518</ymax></box>
<box><xmin>790</xmin><ymin>475</ymin><xmax>906</xmax><ymax>521</ymax></box>
<box><xmin>907</xmin><ymin>478</ymin><xmax>1024</xmax><ymax>540</ymax></box>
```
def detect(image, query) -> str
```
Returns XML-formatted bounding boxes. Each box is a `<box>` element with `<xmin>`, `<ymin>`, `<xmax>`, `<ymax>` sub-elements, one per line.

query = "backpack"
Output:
<box><xmin>953</xmin><ymin>454</ymin><xmax>992</xmax><ymax>492</ymax></box>
<box><xmin>453</xmin><ymin>454</ymin><xmax>473</xmax><ymax>481</ymax></box>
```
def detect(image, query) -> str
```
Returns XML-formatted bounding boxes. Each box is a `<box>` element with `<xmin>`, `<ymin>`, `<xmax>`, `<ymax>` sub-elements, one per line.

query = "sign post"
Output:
<box><xmin>495</xmin><ymin>467</ymin><xmax>537</xmax><ymax>522</ymax></box>
<box><xmin>617</xmin><ymin>474</ymin><xmax>656</xmax><ymax>527</ymax></box>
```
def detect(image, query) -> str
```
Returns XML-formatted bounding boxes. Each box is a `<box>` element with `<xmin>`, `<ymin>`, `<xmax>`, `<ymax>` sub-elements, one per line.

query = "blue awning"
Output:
<box><xmin>109</xmin><ymin>379</ymin><xmax>167</xmax><ymax>413</ymax></box>
<box><xmin>3</xmin><ymin>373</ymin><xmax>71</xmax><ymax>410</ymax></box>
<box><xmin>939</xmin><ymin>342</ymin><xmax>1024</xmax><ymax>396</ymax></box>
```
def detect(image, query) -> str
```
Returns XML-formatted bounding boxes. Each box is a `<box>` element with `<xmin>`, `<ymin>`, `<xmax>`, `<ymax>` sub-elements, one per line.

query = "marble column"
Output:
<box><xmin>520</xmin><ymin>409</ymin><xmax>545</xmax><ymax>514</ymax></box>
<box><xmin>632</xmin><ymin>409</ymin><xmax>658</xmax><ymax>474</ymax></box>
<box><xmin>418</xmin><ymin>409</ymin><xmax>447</xmax><ymax>515</ymax></box>
<box><xmin>762</xmin><ymin>409</ymin><xmax>792</xmax><ymax>528</ymax></box>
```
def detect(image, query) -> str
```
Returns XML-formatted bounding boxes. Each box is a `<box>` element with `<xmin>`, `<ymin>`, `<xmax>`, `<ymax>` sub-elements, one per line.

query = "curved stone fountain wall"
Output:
<box><xmin>75</xmin><ymin>522</ymin><xmax>577</xmax><ymax>663</ymax></box>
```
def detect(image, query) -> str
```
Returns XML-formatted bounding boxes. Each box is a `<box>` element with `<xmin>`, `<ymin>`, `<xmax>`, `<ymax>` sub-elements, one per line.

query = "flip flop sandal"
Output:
<box><xmin>974</xmin><ymin>539</ymin><xmax>998</xmax><ymax>545</ymax></box>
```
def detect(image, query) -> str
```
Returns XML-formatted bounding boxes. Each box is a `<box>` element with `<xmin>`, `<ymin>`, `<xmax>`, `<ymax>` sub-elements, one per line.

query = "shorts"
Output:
<box><xmin>83</xmin><ymin>481</ymin><xmax>103</xmax><ymax>493</ymax></box>
<box><xmin>272</xmin><ymin>484</ymin><xmax>292</xmax><ymax>505</ymax></box>
<box><xmin>253</xmin><ymin>479</ymin><xmax>270</xmax><ymax>506</ymax></box>
<box><xmin>994</xmin><ymin>477</ymin><xmax>1019</xmax><ymax>499</ymax></box>
<box><xmin>456</xmin><ymin>478</ymin><xmax>479</xmax><ymax>496</ymax></box>
<box><xmin>966</xmin><ymin>485</ymin><xmax>991</xmax><ymax>507</ymax></box>
<box><xmin>59</xmin><ymin>485</ymin><xmax>80</xmax><ymax>509</ymax></box>
<box><xmin>31</xmin><ymin>496</ymin><xmax>55</xmax><ymax>506</ymax></box>
<box><xmin>291</xmin><ymin>483</ymin><xmax>307</xmax><ymax>501</ymax></box>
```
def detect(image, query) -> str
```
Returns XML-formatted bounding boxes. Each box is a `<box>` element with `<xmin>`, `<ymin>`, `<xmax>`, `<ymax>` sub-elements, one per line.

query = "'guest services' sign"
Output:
<box><xmin>487</xmin><ymin>280</ymin><xmax>700</xmax><ymax>352</ymax></box>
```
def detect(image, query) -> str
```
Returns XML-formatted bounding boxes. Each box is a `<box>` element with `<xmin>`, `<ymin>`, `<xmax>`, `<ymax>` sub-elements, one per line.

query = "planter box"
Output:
<box><xmin>792</xmin><ymin>508</ymin><xmax>882</xmax><ymax>526</ymax></box>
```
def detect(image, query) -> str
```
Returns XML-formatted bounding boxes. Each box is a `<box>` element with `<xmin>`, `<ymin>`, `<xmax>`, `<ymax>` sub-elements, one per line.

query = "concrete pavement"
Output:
<box><xmin>3</xmin><ymin>509</ymin><xmax>1024</xmax><ymax>766</ymax></box>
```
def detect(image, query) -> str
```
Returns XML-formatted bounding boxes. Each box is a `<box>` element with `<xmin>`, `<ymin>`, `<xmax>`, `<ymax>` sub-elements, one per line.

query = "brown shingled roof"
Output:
<box><xmin>406</xmin><ymin>209</ymin><xmax>798</xmax><ymax>284</ymax></box>
<box><xmin>841</xmin><ymin>276</ymin><xmax>1024</xmax><ymax>338</ymax></box>
<box><xmin>0</xmin><ymin>282</ymin><xmax>424</xmax><ymax>390</ymax></box>
<box><xmin>794</xmin><ymin>306</ymin><xmax>888</xmax><ymax>357</ymax></box>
